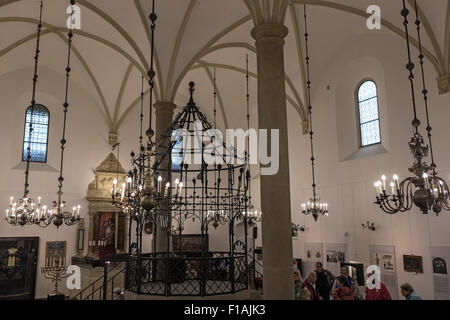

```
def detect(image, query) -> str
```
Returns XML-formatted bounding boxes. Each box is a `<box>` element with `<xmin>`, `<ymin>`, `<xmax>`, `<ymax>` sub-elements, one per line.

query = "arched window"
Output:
<box><xmin>357</xmin><ymin>80</ymin><xmax>381</xmax><ymax>147</ymax></box>
<box><xmin>22</xmin><ymin>104</ymin><xmax>49</xmax><ymax>163</ymax></box>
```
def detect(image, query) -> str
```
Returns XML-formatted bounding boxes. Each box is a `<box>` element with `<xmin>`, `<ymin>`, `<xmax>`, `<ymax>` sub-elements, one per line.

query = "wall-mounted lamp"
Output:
<box><xmin>362</xmin><ymin>221</ymin><xmax>376</xmax><ymax>231</ymax></box>
<box><xmin>292</xmin><ymin>223</ymin><xmax>306</xmax><ymax>237</ymax></box>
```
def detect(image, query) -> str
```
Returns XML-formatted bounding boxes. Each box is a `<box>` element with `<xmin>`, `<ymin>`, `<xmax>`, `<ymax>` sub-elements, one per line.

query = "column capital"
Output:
<box><xmin>251</xmin><ymin>23</ymin><xmax>288</xmax><ymax>41</ymax></box>
<box><xmin>108</xmin><ymin>132</ymin><xmax>118</xmax><ymax>145</ymax></box>
<box><xmin>245</xmin><ymin>0</ymin><xmax>289</xmax><ymax>26</ymax></box>
<box><xmin>154</xmin><ymin>101</ymin><xmax>177</xmax><ymax>114</ymax></box>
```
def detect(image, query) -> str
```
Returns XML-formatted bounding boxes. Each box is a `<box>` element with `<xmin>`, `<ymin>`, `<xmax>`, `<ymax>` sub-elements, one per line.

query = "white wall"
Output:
<box><xmin>288</xmin><ymin>32</ymin><xmax>450</xmax><ymax>300</ymax></box>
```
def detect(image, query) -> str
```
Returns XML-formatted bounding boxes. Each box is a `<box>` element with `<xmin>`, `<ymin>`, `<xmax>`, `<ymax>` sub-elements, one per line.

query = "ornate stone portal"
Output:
<box><xmin>86</xmin><ymin>153</ymin><xmax>128</xmax><ymax>258</ymax></box>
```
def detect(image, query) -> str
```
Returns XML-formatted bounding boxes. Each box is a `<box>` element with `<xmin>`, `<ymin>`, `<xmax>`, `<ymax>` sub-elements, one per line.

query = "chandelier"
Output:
<box><xmin>300</xmin><ymin>5</ymin><xmax>328</xmax><ymax>222</ymax></box>
<box><xmin>40</xmin><ymin>0</ymin><xmax>81</xmax><ymax>227</ymax></box>
<box><xmin>374</xmin><ymin>0</ymin><xmax>449</xmax><ymax>215</ymax></box>
<box><xmin>5</xmin><ymin>1</ymin><xmax>44</xmax><ymax>227</ymax></box>
<box><xmin>6</xmin><ymin>1</ymin><xmax>81</xmax><ymax>227</ymax></box>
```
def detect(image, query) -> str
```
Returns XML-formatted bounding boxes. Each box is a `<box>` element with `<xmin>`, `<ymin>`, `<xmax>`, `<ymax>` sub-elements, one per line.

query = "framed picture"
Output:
<box><xmin>433</xmin><ymin>257</ymin><xmax>447</xmax><ymax>275</ymax></box>
<box><xmin>403</xmin><ymin>255</ymin><xmax>423</xmax><ymax>273</ymax></box>
<box><xmin>45</xmin><ymin>241</ymin><xmax>66</xmax><ymax>267</ymax></box>
<box><xmin>0</xmin><ymin>237</ymin><xmax>39</xmax><ymax>299</ymax></box>
<box><xmin>98</xmin><ymin>212</ymin><xmax>115</xmax><ymax>247</ymax></box>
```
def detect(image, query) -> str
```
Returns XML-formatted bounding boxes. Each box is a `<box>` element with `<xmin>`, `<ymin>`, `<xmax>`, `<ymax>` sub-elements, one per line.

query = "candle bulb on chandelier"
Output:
<box><xmin>381</xmin><ymin>175</ymin><xmax>386</xmax><ymax>190</ymax></box>
<box><xmin>164</xmin><ymin>182</ymin><xmax>170</xmax><ymax>197</ymax></box>
<box><xmin>127</xmin><ymin>177</ymin><xmax>132</xmax><ymax>193</ymax></box>
<box><xmin>174</xmin><ymin>179</ymin><xmax>180</xmax><ymax>197</ymax></box>
<box><xmin>178</xmin><ymin>182</ymin><xmax>183</xmax><ymax>196</ymax></box>
<box><xmin>423</xmin><ymin>173</ymin><xmax>429</xmax><ymax>189</ymax></box>
<box><xmin>157</xmin><ymin>176</ymin><xmax>162</xmax><ymax>195</ymax></box>
<box><xmin>121</xmin><ymin>183</ymin><xmax>126</xmax><ymax>200</ymax></box>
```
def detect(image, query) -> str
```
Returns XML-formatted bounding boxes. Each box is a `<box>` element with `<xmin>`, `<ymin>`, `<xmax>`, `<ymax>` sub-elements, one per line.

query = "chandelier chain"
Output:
<box><xmin>24</xmin><ymin>0</ymin><xmax>43</xmax><ymax>198</ymax></box>
<box><xmin>140</xmin><ymin>75</ymin><xmax>144</xmax><ymax>148</ymax></box>
<box><xmin>401</xmin><ymin>0</ymin><xmax>420</xmax><ymax>135</ymax></box>
<box><xmin>413</xmin><ymin>0</ymin><xmax>436</xmax><ymax>172</ymax></box>
<box><xmin>303</xmin><ymin>4</ymin><xmax>316</xmax><ymax>195</ymax></box>
<box><xmin>58</xmin><ymin>0</ymin><xmax>75</xmax><ymax>194</ymax></box>
<box><xmin>147</xmin><ymin>0</ymin><xmax>157</xmax><ymax>146</ymax></box>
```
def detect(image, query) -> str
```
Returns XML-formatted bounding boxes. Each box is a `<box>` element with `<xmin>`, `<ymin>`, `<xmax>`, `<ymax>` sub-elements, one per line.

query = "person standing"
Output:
<box><xmin>331</xmin><ymin>276</ymin><xmax>354</xmax><ymax>300</ymax></box>
<box><xmin>400</xmin><ymin>283</ymin><xmax>422</xmax><ymax>300</ymax></box>
<box><xmin>365</xmin><ymin>271</ymin><xmax>392</xmax><ymax>300</ymax></box>
<box><xmin>293</xmin><ymin>259</ymin><xmax>303</xmax><ymax>283</ymax></box>
<box><xmin>315</xmin><ymin>262</ymin><xmax>335</xmax><ymax>300</ymax></box>
<box><xmin>300</xmin><ymin>272</ymin><xmax>323</xmax><ymax>300</ymax></box>
<box><xmin>294</xmin><ymin>271</ymin><xmax>302</xmax><ymax>300</ymax></box>
<box><xmin>332</xmin><ymin>266</ymin><xmax>362</xmax><ymax>300</ymax></box>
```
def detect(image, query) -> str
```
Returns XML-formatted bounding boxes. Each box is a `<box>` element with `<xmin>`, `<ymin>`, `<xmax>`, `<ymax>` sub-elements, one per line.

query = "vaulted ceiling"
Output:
<box><xmin>1</xmin><ymin>0</ymin><xmax>448</xmax><ymax>139</ymax></box>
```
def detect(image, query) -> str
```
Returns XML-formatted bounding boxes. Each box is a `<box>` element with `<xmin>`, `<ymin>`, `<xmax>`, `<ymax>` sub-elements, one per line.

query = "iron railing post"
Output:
<box><xmin>102</xmin><ymin>263</ymin><xmax>107</xmax><ymax>300</ymax></box>
<box><xmin>164</xmin><ymin>258</ymin><xmax>170</xmax><ymax>297</ymax></box>
<box><xmin>230</xmin><ymin>256</ymin><xmax>235</xmax><ymax>293</ymax></box>
<box><xmin>137</xmin><ymin>256</ymin><xmax>142</xmax><ymax>295</ymax></box>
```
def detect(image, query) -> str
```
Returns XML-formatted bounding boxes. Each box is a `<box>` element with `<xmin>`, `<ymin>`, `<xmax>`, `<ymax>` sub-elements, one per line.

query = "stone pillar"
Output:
<box><xmin>251</xmin><ymin>23</ymin><xmax>294</xmax><ymax>300</ymax></box>
<box><xmin>154</xmin><ymin>101</ymin><xmax>176</xmax><ymax>254</ymax></box>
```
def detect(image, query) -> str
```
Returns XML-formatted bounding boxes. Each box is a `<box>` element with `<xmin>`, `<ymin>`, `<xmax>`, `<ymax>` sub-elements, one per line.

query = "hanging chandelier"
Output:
<box><xmin>5</xmin><ymin>1</ymin><xmax>44</xmax><ymax>227</ymax></box>
<box><xmin>374</xmin><ymin>0</ymin><xmax>450</xmax><ymax>215</ymax></box>
<box><xmin>40</xmin><ymin>0</ymin><xmax>81</xmax><ymax>228</ymax></box>
<box><xmin>300</xmin><ymin>4</ymin><xmax>328</xmax><ymax>222</ymax></box>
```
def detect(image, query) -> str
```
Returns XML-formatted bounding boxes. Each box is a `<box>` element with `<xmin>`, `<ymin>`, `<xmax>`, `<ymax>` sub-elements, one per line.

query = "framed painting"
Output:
<box><xmin>45</xmin><ymin>241</ymin><xmax>66</xmax><ymax>267</ymax></box>
<box><xmin>98</xmin><ymin>212</ymin><xmax>116</xmax><ymax>247</ymax></box>
<box><xmin>403</xmin><ymin>255</ymin><xmax>423</xmax><ymax>273</ymax></box>
<box><xmin>0</xmin><ymin>237</ymin><xmax>39</xmax><ymax>299</ymax></box>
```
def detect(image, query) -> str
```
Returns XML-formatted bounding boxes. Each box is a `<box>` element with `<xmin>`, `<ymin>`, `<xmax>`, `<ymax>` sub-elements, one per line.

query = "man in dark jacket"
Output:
<box><xmin>301</xmin><ymin>272</ymin><xmax>323</xmax><ymax>300</ymax></box>
<box><xmin>314</xmin><ymin>262</ymin><xmax>335</xmax><ymax>300</ymax></box>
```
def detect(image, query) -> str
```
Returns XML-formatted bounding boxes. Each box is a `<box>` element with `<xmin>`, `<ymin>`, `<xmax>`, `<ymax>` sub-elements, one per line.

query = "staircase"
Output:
<box><xmin>71</xmin><ymin>256</ymin><xmax>127</xmax><ymax>300</ymax></box>
<box><xmin>247</xmin><ymin>250</ymin><xmax>263</xmax><ymax>299</ymax></box>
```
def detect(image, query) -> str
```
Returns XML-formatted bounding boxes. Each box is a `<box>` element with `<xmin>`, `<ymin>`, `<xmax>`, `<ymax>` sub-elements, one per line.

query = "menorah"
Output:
<box><xmin>41</xmin><ymin>254</ymin><xmax>70</xmax><ymax>297</ymax></box>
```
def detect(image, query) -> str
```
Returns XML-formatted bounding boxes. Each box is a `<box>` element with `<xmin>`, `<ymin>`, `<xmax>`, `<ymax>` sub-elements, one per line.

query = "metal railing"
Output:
<box><xmin>71</xmin><ymin>255</ymin><xmax>128</xmax><ymax>300</ymax></box>
<box><xmin>125</xmin><ymin>252</ymin><xmax>248</xmax><ymax>297</ymax></box>
<box><xmin>247</xmin><ymin>251</ymin><xmax>263</xmax><ymax>291</ymax></box>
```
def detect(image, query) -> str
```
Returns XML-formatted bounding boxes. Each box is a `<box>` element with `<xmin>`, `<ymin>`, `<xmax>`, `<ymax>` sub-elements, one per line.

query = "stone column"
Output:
<box><xmin>251</xmin><ymin>22</ymin><xmax>294</xmax><ymax>300</ymax></box>
<box><xmin>154</xmin><ymin>101</ymin><xmax>176</xmax><ymax>254</ymax></box>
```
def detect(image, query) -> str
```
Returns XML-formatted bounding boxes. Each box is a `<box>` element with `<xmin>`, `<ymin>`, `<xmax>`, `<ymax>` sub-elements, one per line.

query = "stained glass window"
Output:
<box><xmin>357</xmin><ymin>80</ymin><xmax>381</xmax><ymax>147</ymax></box>
<box><xmin>22</xmin><ymin>104</ymin><xmax>49</xmax><ymax>163</ymax></box>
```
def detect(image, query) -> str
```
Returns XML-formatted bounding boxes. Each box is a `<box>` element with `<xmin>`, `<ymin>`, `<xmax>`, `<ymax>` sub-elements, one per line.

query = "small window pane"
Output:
<box><xmin>358</xmin><ymin>81</ymin><xmax>377</xmax><ymax>101</ymax></box>
<box><xmin>358</xmin><ymin>80</ymin><xmax>380</xmax><ymax>147</ymax></box>
<box><xmin>358</xmin><ymin>97</ymin><xmax>379</xmax><ymax>124</ymax></box>
<box><xmin>360</xmin><ymin>120</ymin><xmax>380</xmax><ymax>147</ymax></box>
<box><xmin>23</xmin><ymin>104</ymin><xmax>49</xmax><ymax>163</ymax></box>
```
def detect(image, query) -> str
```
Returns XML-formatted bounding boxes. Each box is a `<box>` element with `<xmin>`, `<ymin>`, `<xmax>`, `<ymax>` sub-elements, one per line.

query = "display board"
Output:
<box><xmin>430</xmin><ymin>246</ymin><xmax>450</xmax><ymax>300</ymax></box>
<box><xmin>304</xmin><ymin>242</ymin><xmax>323</xmax><ymax>277</ymax></box>
<box><xmin>325</xmin><ymin>243</ymin><xmax>346</xmax><ymax>275</ymax></box>
<box><xmin>369</xmin><ymin>244</ymin><xmax>398</xmax><ymax>300</ymax></box>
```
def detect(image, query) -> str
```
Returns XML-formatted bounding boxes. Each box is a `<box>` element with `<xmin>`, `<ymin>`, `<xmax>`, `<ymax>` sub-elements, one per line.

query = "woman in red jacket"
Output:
<box><xmin>331</xmin><ymin>276</ymin><xmax>354</xmax><ymax>300</ymax></box>
<box><xmin>365</xmin><ymin>271</ymin><xmax>392</xmax><ymax>300</ymax></box>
